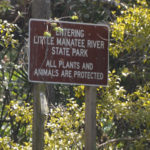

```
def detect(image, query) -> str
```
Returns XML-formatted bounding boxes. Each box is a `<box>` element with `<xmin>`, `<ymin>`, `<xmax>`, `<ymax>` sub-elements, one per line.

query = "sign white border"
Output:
<box><xmin>28</xmin><ymin>18</ymin><xmax>109</xmax><ymax>86</ymax></box>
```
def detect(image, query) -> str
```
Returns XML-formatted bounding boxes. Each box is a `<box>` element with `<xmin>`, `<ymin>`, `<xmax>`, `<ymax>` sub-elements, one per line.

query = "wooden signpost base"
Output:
<box><xmin>85</xmin><ymin>86</ymin><xmax>97</xmax><ymax>150</ymax></box>
<box><xmin>32</xmin><ymin>84</ymin><xmax>45</xmax><ymax>150</ymax></box>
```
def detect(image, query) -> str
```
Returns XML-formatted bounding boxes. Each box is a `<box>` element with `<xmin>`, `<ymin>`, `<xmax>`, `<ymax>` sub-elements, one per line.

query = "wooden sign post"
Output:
<box><xmin>32</xmin><ymin>84</ymin><xmax>45</xmax><ymax>150</ymax></box>
<box><xmin>31</xmin><ymin>0</ymin><xmax>51</xmax><ymax>150</ymax></box>
<box><xmin>29</xmin><ymin>18</ymin><xmax>109</xmax><ymax>149</ymax></box>
<box><xmin>85</xmin><ymin>86</ymin><xmax>97</xmax><ymax>149</ymax></box>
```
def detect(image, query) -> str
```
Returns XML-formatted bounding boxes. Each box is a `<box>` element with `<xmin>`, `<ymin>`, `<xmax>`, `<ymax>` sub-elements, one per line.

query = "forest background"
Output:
<box><xmin>0</xmin><ymin>0</ymin><xmax>150</xmax><ymax>149</ymax></box>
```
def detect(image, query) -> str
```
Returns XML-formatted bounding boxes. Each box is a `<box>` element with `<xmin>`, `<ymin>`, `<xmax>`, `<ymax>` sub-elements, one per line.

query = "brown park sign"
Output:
<box><xmin>28</xmin><ymin>19</ymin><xmax>109</xmax><ymax>86</ymax></box>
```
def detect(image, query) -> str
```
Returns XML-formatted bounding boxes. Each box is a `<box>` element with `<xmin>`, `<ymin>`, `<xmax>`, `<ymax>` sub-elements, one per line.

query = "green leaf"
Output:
<box><xmin>43</xmin><ymin>31</ymin><xmax>51</xmax><ymax>37</ymax></box>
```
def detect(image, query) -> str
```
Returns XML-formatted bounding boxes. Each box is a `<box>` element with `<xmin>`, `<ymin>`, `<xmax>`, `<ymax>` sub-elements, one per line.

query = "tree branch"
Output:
<box><xmin>97</xmin><ymin>136</ymin><xmax>150</xmax><ymax>149</ymax></box>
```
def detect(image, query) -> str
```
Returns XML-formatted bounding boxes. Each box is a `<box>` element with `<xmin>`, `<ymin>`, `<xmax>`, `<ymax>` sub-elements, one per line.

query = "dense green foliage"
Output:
<box><xmin>1</xmin><ymin>0</ymin><xmax>150</xmax><ymax>149</ymax></box>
